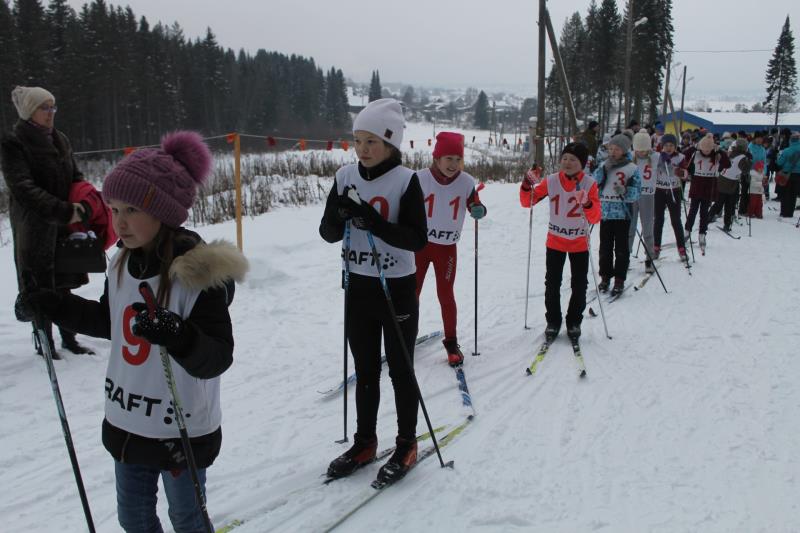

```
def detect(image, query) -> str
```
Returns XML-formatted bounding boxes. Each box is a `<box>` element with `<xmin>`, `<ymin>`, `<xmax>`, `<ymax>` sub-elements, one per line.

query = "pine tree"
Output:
<box><xmin>401</xmin><ymin>85</ymin><xmax>415</xmax><ymax>106</ymax></box>
<box><xmin>764</xmin><ymin>15</ymin><xmax>797</xmax><ymax>119</ymax></box>
<box><xmin>368</xmin><ymin>70</ymin><xmax>382</xmax><ymax>102</ymax></box>
<box><xmin>627</xmin><ymin>0</ymin><xmax>673</xmax><ymax>124</ymax></box>
<box><xmin>0</xmin><ymin>0</ymin><xmax>21</xmax><ymax>129</ymax></box>
<box><xmin>473</xmin><ymin>90</ymin><xmax>489</xmax><ymax>129</ymax></box>
<box><xmin>13</xmin><ymin>0</ymin><xmax>49</xmax><ymax>85</ymax></box>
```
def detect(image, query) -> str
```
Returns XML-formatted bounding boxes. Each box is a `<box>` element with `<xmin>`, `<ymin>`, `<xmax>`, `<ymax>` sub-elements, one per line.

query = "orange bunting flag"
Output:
<box><xmin>267</xmin><ymin>136</ymin><xmax>277</xmax><ymax>147</ymax></box>
<box><xmin>326</xmin><ymin>141</ymin><xmax>333</xmax><ymax>151</ymax></box>
<box><xmin>299</xmin><ymin>139</ymin><xmax>306</xmax><ymax>151</ymax></box>
<box><xmin>340</xmin><ymin>140</ymin><xmax>349</xmax><ymax>151</ymax></box>
<box><xmin>226</xmin><ymin>133</ymin><xmax>236</xmax><ymax>144</ymax></box>
<box><xmin>477</xmin><ymin>182</ymin><xmax>486</xmax><ymax>192</ymax></box>
<box><xmin>410</xmin><ymin>140</ymin><xmax>414</xmax><ymax>149</ymax></box>
<box><xmin>123</xmin><ymin>147</ymin><xmax>136</xmax><ymax>156</ymax></box>
<box><xmin>427</xmin><ymin>139</ymin><xmax>431</xmax><ymax>146</ymax></box>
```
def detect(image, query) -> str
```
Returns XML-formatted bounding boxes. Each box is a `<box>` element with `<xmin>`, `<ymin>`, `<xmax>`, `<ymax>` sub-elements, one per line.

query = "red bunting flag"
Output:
<box><xmin>326</xmin><ymin>141</ymin><xmax>333</xmax><ymax>151</ymax></box>
<box><xmin>477</xmin><ymin>182</ymin><xmax>486</xmax><ymax>192</ymax></box>
<box><xmin>410</xmin><ymin>140</ymin><xmax>414</xmax><ymax>149</ymax></box>
<box><xmin>340</xmin><ymin>140</ymin><xmax>349</xmax><ymax>151</ymax></box>
<box><xmin>299</xmin><ymin>139</ymin><xmax>306</xmax><ymax>151</ymax></box>
<box><xmin>123</xmin><ymin>147</ymin><xmax>136</xmax><ymax>156</ymax></box>
<box><xmin>427</xmin><ymin>139</ymin><xmax>431</xmax><ymax>146</ymax></box>
<box><xmin>225</xmin><ymin>133</ymin><xmax>236</xmax><ymax>144</ymax></box>
<box><xmin>267</xmin><ymin>136</ymin><xmax>277</xmax><ymax>147</ymax></box>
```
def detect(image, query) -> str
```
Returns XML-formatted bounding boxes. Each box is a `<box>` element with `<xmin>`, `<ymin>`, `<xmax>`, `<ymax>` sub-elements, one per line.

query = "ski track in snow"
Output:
<box><xmin>1</xmin><ymin>186</ymin><xmax>798</xmax><ymax>532</ymax></box>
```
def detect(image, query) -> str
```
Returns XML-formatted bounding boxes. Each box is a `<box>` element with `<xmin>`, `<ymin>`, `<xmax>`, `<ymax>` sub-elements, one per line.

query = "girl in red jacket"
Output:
<box><xmin>519</xmin><ymin>143</ymin><xmax>601</xmax><ymax>342</ymax></box>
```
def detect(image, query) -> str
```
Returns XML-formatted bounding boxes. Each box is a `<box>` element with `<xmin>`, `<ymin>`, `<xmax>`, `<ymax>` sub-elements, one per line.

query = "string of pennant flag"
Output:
<box><xmin>74</xmin><ymin>131</ymin><xmax>576</xmax><ymax>157</ymax></box>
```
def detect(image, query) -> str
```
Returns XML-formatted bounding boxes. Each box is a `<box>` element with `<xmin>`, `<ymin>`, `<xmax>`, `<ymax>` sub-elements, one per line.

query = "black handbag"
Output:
<box><xmin>55</xmin><ymin>231</ymin><xmax>107</xmax><ymax>274</ymax></box>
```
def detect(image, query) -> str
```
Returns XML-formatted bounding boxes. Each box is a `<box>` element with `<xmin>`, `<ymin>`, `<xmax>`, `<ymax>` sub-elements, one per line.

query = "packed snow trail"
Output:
<box><xmin>1</xmin><ymin>184</ymin><xmax>799</xmax><ymax>532</ymax></box>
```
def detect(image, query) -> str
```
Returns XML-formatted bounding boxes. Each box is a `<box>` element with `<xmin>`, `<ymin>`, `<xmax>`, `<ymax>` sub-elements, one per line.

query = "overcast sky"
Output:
<box><xmin>67</xmin><ymin>0</ymin><xmax>796</xmax><ymax>99</ymax></box>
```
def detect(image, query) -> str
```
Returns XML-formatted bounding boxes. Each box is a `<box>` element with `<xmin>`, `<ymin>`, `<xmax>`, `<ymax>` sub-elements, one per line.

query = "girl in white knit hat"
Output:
<box><xmin>630</xmin><ymin>131</ymin><xmax>659</xmax><ymax>272</ymax></box>
<box><xmin>319</xmin><ymin>98</ymin><xmax>429</xmax><ymax>486</ymax></box>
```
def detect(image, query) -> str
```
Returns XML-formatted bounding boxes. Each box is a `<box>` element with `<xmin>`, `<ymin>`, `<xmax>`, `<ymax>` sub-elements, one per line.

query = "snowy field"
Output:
<box><xmin>1</xmin><ymin>183</ymin><xmax>799</xmax><ymax>532</ymax></box>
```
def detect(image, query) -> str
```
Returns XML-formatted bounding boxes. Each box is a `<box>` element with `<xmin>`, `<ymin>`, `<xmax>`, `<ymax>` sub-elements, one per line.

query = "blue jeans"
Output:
<box><xmin>114</xmin><ymin>461</ymin><xmax>210</xmax><ymax>533</ymax></box>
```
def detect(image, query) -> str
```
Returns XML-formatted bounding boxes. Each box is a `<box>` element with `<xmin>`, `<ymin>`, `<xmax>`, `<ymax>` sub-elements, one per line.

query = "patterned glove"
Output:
<box><xmin>575</xmin><ymin>189</ymin><xmax>590</xmax><ymax>207</ymax></box>
<box><xmin>131</xmin><ymin>302</ymin><xmax>185</xmax><ymax>348</ymax></box>
<box><xmin>469</xmin><ymin>204</ymin><xmax>487</xmax><ymax>220</ymax></box>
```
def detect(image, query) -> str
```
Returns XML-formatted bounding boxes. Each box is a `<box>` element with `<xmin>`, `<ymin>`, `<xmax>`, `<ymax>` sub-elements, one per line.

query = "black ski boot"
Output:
<box><xmin>544</xmin><ymin>323</ymin><xmax>561</xmax><ymax>343</ymax></box>
<box><xmin>60</xmin><ymin>329</ymin><xmax>95</xmax><ymax>355</ymax></box>
<box><xmin>442</xmin><ymin>338</ymin><xmax>464</xmax><ymax>367</ymax></box>
<box><xmin>375</xmin><ymin>437</ymin><xmax>417</xmax><ymax>486</ymax></box>
<box><xmin>610</xmin><ymin>278</ymin><xmax>624</xmax><ymax>297</ymax></box>
<box><xmin>33</xmin><ymin>323</ymin><xmax>60</xmax><ymax>360</ymax></box>
<box><xmin>327</xmin><ymin>433</ymin><xmax>378</xmax><ymax>479</ymax></box>
<box><xmin>598</xmin><ymin>277</ymin><xmax>611</xmax><ymax>293</ymax></box>
<box><xmin>566</xmin><ymin>324</ymin><xmax>581</xmax><ymax>341</ymax></box>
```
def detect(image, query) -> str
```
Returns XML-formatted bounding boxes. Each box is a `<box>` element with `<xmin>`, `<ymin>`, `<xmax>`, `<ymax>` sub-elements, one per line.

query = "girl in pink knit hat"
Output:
<box><xmin>17</xmin><ymin>131</ymin><xmax>248</xmax><ymax>532</ymax></box>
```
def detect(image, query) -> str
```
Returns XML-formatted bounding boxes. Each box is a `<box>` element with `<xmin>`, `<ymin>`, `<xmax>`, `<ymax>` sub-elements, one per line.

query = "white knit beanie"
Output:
<box><xmin>353</xmin><ymin>98</ymin><xmax>405</xmax><ymax>150</ymax></box>
<box><xmin>11</xmin><ymin>86</ymin><xmax>55</xmax><ymax>120</ymax></box>
<box><xmin>632</xmin><ymin>131</ymin><xmax>651</xmax><ymax>152</ymax></box>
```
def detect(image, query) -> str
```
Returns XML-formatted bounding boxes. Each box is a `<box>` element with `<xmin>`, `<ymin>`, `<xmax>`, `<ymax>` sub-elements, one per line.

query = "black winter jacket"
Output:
<box><xmin>1</xmin><ymin>120</ymin><xmax>83</xmax><ymax>291</ymax></box>
<box><xmin>50</xmin><ymin>229</ymin><xmax>248</xmax><ymax>470</ymax></box>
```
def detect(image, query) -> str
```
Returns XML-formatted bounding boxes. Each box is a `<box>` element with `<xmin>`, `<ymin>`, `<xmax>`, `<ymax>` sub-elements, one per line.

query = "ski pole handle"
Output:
<box><xmin>138</xmin><ymin>282</ymin><xmax>157</xmax><ymax>319</ymax></box>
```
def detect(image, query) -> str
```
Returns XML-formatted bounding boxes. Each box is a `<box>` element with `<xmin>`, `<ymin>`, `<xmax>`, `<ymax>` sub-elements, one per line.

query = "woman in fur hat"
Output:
<box><xmin>17</xmin><ymin>131</ymin><xmax>248</xmax><ymax>532</ymax></box>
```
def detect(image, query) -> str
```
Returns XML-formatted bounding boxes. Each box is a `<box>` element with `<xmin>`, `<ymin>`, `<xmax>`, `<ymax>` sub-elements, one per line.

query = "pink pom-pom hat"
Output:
<box><xmin>102</xmin><ymin>131</ymin><xmax>212</xmax><ymax>228</ymax></box>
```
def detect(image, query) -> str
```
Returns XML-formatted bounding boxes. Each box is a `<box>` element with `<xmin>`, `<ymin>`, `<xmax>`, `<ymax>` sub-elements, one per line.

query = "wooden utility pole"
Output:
<box><xmin>774</xmin><ymin>61</ymin><xmax>783</xmax><ymax>126</ymax></box>
<box><xmin>623</xmin><ymin>0</ymin><xmax>634</xmax><ymax>126</ymax></box>
<box><xmin>535</xmin><ymin>0</ymin><xmax>546</xmax><ymax>169</ymax></box>
<box><xmin>679</xmin><ymin>65</ymin><xmax>687</xmax><ymax>136</ymax></box>
<box><xmin>662</xmin><ymin>54</ymin><xmax>672</xmax><ymax>117</ymax></box>
<box><xmin>544</xmin><ymin>9</ymin><xmax>579</xmax><ymax>137</ymax></box>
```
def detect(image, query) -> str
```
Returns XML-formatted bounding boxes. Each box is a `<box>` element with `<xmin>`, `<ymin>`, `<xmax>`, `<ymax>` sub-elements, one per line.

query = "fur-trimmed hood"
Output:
<box><xmin>169</xmin><ymin>239</ymin><xmax>248</xmax><ymax>291</ymax></box>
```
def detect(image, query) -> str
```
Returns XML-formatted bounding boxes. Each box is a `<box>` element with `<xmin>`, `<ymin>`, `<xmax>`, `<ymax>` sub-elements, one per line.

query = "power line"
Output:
<box><xmin>675</xmin><ymin>49</ymin><xmax>771</xmax><ymax>53</ymax></box>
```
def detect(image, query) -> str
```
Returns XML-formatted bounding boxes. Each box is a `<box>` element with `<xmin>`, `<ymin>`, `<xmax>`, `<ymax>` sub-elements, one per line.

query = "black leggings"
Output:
<box><xmin>710</xmin><ymin>191</ymin><xmax>738</xmax><ymax>228</ymax></box>
<box><xmin>780</xmin><ymin>174</ymin><xmax>800</xmax><ymax>217</ymax></box>
<box><xmin>347</xmin><ymin>282</ymin><xmax>419</xmax><ymax>440</ymax></box>
<box><xmin>599</xmin><ymin>219</ymin><xmax>631</xmax><ymax>281</ymax></box>
<box><xmin>654</xmin><ymin>188</ymin><xmax>686</xmax><ymax>250</ymax></box>
<box><xmin>686</xmin><ymin>197</ymin><xmax>712</xmax><ymax>234</ymax></box>
<box><xmin>544</xmin><ymin>248</ymin><xmax>589</xmax><ymax>328</ymax></box>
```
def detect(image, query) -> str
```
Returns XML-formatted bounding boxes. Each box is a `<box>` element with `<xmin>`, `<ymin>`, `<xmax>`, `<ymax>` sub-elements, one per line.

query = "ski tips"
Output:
<box><xmin>443</xmin><ymin>460</ymin><xmax>455</xmax><ymax>469</ymax></box>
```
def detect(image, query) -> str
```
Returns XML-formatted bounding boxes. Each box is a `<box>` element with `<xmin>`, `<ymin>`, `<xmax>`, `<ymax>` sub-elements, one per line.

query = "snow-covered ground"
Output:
<box><xmin>1</xmin><ymin>184</ymin><xmax>799</xmax><ymax>532</ymax></box>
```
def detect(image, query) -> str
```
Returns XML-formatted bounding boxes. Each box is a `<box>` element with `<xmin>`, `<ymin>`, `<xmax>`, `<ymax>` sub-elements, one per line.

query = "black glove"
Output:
<box><xmin>15</xmin><ymin>289</ymin><xmax>62</xmax><ymax>322</ymax></box>
<box><xmin>131</xmin><ymin>302</ymin><xmax>185</xmax><ymax>348</ymax></box>
<box><xmin>339</xmin><ymin>187</ymin><xmax>383</xmax><ymax>231</ymax></box>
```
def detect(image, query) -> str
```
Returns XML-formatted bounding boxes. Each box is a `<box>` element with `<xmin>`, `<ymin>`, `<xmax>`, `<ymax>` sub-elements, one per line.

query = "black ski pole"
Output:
<box><xmin>472</xmin><ymin>217</ymin><xmax>480</xmax><ymax>356</ymax></box>
<box><xmin>364</xmin><ymin>231</ymin><xmax>452</xmax><ymax>469</ymax></box>
<box><xmin>139</xmin><ymin>283</ymin><xmax>214</xmax><ymax>533</ymax></box>
<box><xmin>33</xmin><ymin>310</ymin><xmax>96</xmax><ymax>533</ymax></box>
<box><xmin>795</xmin><ymin>213</ymin><xmax>800</xmax><ymax>228</ymax></box>
<box><xmin>337</xmin><ymin>221</ymin><xmax>351</xmax><ymax>444</ymax></box>
<box><xmin>680</xmin><ymin>192</ymin><xmax>696</xmax><ymax>263</ymax></box>
<box><xmin>748</xmin><ymin>213</ymin><xmax>752</xmax><ymax>237</ymax></box>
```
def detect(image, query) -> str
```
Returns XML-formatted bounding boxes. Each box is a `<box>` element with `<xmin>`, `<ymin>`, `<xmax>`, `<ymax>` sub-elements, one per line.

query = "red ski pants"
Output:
<box><xmin>415</xmin><ymin>242</ymin><xmax>458</xmax><ymax>339</ymax></box>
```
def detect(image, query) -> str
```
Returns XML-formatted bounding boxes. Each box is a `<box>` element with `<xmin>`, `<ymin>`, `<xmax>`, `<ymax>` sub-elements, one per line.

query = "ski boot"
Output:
<box><xmin>60</xmin><ymin>329</ymin><xmax>95</xmax><ymax>355</ymax></box>
<box><xmin>610</xmin><ymin>278</ymin><xmax>624</xmax><ymax>297</ymax></box>
<box><xmin>33</xmin><ymin>323</ymin><xmax>61</xmax><ymax>360</ymax></box>
<box><xmin>598</xmin><ymin>277</ymin><xmax>611</xmax><ymax>293</ymax></box>
<box><xmin>566</xmin><ymin>324</ymin><xmax>581</xmax><ymax>341</ymax></box>
<box><xmin>645</xmin><ymin>260</ymin><xmax>655</xmax><ymax>274</ymax></box>
<box><xmin>652</xmin><ymin>245</ymin><xmax>660</xmax><ymax>260</ymax></box>
<box><xmin>443</xmin><ymin>338</ymin><xmax>464</xmax><ymax>367</ymax></box>
<box><xmin>678</xmin><ymin>247</ymin><xmax>689</xmax><ymax>265</ymax></box>
<box><xmin>699</xmin><ymin>233</ymin><xmax>707</xmax><ymax>255</ymax></box>
<box><xmin>544</xmin><ymin>323</ymin><xmax>561</xmax><ymax>343</ymax></box>
<box><xmin>375</xmin><ymin>437</ymin><xmax>417</xmax><ymax>485</ymax></box>
<box><xmin>327</xmin><ymin>433</ymin><xmax>378</xmax><ymax>479</ymax></box>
